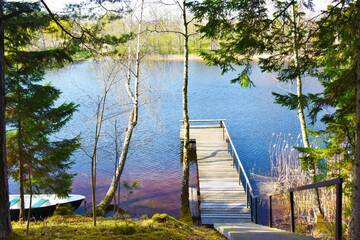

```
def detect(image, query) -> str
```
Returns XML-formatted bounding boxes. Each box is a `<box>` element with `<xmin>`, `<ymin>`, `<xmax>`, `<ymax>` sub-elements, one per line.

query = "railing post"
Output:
<box><xmin>238</xmin><ymin>166</ymin><xmax>241</xmax><ymax>186</ymax></box>
<box><xmin>250</xmin><ymin>195</ymin><xmax>253</xmax><ymax>222</ymax></box>
<box><xmin>255</xmin><ymin>197</ymin><xmax>258</xmax><ymax>224</ymax></box>
<box><xmin>335</xmin><ymin>180</ymin><xmax>343</xmax><ymax>240</ymax></box>
<box><xmin>232</xmin><ymin>151</ymin><xmax>235</xmax><ymax>166</ymax></box>
<box><xmin>269</xmin><ymin>195</ymin><xmax>273</xmax><ymax>228</ymax></box>
<box><xmin>220</xmin><ymin>121</ymin><xmax>224</xmax><ymax>140</ymax></box>
<box><xmin>290</xmin><ymin>191</ymin><xmax>295</xmax><ymax>232</ymax></box>
<box><xmin>246</xmin><ymin>184</ymin><xmax>249</xmax><ymax>208</ymax></box>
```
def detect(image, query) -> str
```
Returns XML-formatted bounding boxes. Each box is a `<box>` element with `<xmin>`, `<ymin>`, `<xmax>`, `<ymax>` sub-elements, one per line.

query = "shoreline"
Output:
<box><xmin>143</xmin><ymin>53</ymin><xmax>266</xmax><ymax>63</ymax></box>
<box><xmin>75</xmin><ymin>53</ymin><xmax>266</xmax><ymax>63</ymax></box>
<box><xmin>144</xmin><ymin>54</ymin><xmax>204</xmax><ymax>62</ymax></box>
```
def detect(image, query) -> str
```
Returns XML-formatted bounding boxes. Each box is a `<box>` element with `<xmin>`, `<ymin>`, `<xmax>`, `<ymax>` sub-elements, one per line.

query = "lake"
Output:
<box><xmin>8</xmin><ymin>59</ymin><xmax>323</xmax><ymax>218</ymax></box>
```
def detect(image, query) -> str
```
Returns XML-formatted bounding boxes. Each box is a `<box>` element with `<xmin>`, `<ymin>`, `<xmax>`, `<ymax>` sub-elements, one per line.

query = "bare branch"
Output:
<box><xmin>40</xmin><ymin>0</ymin><xmax>84</xmax><ymax>40</ymax></box>
<box><xmin>147</xmin><ymin>27</ymin><xmax>185</xmax><ymax>36</ymax></box>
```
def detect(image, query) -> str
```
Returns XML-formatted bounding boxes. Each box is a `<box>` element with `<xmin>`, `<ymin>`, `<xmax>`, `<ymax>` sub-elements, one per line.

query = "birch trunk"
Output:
<box><xmin>0</xmin><ymin>0</ymin><xmax>12</xmax><ymax>236</ymax></box>
<box><xmin>180</xmin><ymin>0</ymin><xmax>191</xmax><ymax>220</ymax></box>
<box><xmin>352</xmin><ymin>1</ymin><xmax>360</xmax><ymax>238</ymax></box>
<box><xmin>97</xmin><ymin>0</ymin><xmax>144</xmax><ymax>212</ymax></box>
<box><xmin>292</xmin><ymin>2</ymin><xmax>324</xmax><ymax>218</ymax></box>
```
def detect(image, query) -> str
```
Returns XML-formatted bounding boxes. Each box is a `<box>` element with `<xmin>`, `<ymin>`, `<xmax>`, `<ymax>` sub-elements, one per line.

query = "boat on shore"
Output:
<box><xmin>9</xmin><ymin>194</ymin><xmax>85</xmax><ymax>220</ymax></box>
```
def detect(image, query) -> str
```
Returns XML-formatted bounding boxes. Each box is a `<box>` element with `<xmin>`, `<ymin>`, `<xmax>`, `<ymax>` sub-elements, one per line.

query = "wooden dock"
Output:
<box><xmin>181</xmin><ymin>120</ymin><xmax>315</xmax><ymax>240</ymax></box>
<box><xmin>181</xmin><ymin>122</ymin><xmax>250</xmax><ymax>224</ymax></box>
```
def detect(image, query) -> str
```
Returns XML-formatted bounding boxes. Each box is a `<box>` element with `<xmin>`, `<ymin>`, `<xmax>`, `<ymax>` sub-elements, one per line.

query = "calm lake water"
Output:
<box><xmin>9</xmin><ymin>59</ymin><xmax>323</xmax><ymax>218</ymax></box>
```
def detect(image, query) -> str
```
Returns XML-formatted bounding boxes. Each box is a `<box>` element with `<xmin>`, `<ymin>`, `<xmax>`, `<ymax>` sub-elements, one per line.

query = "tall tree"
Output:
<box><xmin>190</xmin><ymin>0</ymin><xmax>327</xmax><ymax>215</ymax></box>
<box><xmin>292</xmin><ymin>1</ymin><xmax>360</xmax><ymax>237</ymax></box>
<box><xmin>5</xmin><ymin>2</ymin><xmax>80</xmax><ymax>221</ymax></box>
<box><xmin>0</xmin><ymin>0</ymin><xmax>126</xmax><ymax>232</ymax></box>
<box><xmin>149</xmin><ymin>0</ymin><xmax>195</xmax><ymax>220</ymax></box>
<box><xmin>0</xmin><ymin>0</ymin><xmax>11</xmax><ymax>237</ymax></box>
<box><xmin>355</xmin><ymin>1</ymin><xmax>360</xmax><ymax>238</ymax></box>
<box><xmin>97</xmin><ymin>0</ymin><xmax>145</xmax><ymax>213</ymax></box>
<box><xmin>180</xmin><ymin>0</ymin><xmax>193</xmax><ymax>221</ymax></box>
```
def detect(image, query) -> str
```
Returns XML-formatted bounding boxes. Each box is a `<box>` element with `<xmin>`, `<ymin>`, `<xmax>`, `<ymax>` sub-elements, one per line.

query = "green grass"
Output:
<box><xmin>10</xmin><ymin>214</ymin><xmax>225</xmax><ymax>240</ymax></box>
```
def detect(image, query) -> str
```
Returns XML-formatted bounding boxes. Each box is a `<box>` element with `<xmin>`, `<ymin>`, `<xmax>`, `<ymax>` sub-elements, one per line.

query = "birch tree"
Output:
<box><xmin>180</xmin><ymin>0</ymin><xmax>192</xmax><ymax>220</ymax></box>
<box><xmin>149</xmin><ymin>0</ymin><xmax>195</xmax><ymax>220</ymax></box>
<box><xmin>97</xmin><ymin>0</ymin><xmax>145</xmax><ymax>213</ymax></box>
<box><xmin>80</xmin><ymin>61</ymin><xmax>119</xmax><ymax>226</ymax></box>
<box><xmin>191</xmin><ymin>0</ymin><xmax>327</xmax><ymax>216</ymax></box>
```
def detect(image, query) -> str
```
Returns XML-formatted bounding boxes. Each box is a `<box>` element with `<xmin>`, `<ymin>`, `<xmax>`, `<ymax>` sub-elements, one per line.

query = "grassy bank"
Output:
<box><xmin>10</xmin><ymin>214</ymin><xmax>224</xmax><ymax>240</ymax></box>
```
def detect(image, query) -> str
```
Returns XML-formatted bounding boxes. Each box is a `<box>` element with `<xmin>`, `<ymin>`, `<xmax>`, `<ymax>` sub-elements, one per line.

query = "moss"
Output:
<box><xmin>9</xmin><ymin>214</ymin><xmax>225</xmax><ymax>240</ymax></box>
<box><xmin>53</xmin><ymin>204</ymin><xmax>74</xmax><ymax>216</ymax></box>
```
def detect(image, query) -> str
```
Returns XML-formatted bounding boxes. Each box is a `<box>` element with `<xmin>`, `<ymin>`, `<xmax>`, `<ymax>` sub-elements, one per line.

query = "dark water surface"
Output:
<box><xmin>9</xmin><ymin>60</ymin><xmax>323</xmax><ymax>218</ymax></box>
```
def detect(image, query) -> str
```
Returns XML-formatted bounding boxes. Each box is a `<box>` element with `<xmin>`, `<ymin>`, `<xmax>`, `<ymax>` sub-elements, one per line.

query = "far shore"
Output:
<box><xmin>144</xmin><ymin>54</ymin><xmax>204</xmax><ymax>62</ymax></box>
<box><xmin>144</xmin><ymin>53</ymin><xmax>267</xmax><ymax>63</ymax></box>
<box><xmin>76</xmin><ymin>53</ymin><xmax>267</xmax><ymax>64</ymax></box>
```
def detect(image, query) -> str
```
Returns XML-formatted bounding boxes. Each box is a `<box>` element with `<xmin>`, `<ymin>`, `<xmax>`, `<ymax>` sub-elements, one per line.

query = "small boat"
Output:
<box><xmin>9</xmin><ymin>194</ymin><xmax>85</xmax><ymax>220</ymax></box>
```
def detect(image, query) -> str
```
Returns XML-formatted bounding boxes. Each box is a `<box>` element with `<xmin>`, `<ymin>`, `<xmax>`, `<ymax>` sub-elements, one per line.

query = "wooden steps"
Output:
<box><xmin>215</xmin><ymin>222</ymin><xmax>316</xmax><ymax>240</ymax></box>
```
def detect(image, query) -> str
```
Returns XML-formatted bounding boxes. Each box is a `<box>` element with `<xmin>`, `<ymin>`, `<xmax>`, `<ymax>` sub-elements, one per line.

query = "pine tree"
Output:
<box><xmin>297</xmin><ymin>1</ymin><xmax>360</xmax><ymax>237</ymax></box>
<box><xmin>190</xmin><ymin>0</ymin><xmax>326</xmax><ymax>213</ymax></box>
<box><xmin>4</xmin><ymin>2</ymin><xmax>80</xmax><ymax>221</ymax></box>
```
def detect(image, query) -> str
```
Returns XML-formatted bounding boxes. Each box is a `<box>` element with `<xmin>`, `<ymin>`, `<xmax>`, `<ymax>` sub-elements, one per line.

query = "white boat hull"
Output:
<box><xmin>9</xmin><ymin>194</ymin><xmax>85</xmax><ymax>220</ymax></box>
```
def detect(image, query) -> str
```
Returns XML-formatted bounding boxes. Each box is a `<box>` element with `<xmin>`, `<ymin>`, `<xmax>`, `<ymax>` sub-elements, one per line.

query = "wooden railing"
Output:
<box><xmin>260</xmin><ymin>178</ymin><xmax>343</xmax><ymax>240</ymax></box>
<box><xmin>181</xmin><ymin>119</ymin><xmax>343</xmax><ymax>240</ymax></box>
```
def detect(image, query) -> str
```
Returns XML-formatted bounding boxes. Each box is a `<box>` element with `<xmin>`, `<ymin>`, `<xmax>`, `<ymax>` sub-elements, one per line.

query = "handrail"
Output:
<box><xmin>220</xmin><ymin>120</ymin><xmax>254</xmax><ymax>195</ymax></box>
<box><xmin>255</xmin><ymin>178</ymin><xmax>343</xmax><ymax>240</ymax></box>
<box><xmin>289</xmin><ymin>178</ymin><xmax>342</xmax><ymax>192</ymax></box>
<box><xmin>179</xmin><ymin>119</ymin><xmax>225</xmax><ymax>124</ymax></box>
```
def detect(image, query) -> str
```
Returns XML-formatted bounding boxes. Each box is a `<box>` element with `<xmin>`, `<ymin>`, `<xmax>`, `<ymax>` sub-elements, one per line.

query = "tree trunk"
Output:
<box><xmin>97</xmin><ymin>110</ymin><xmax>137</xmax><ymax>212</ymax></box>
<box><xmin>91</xmin><ymin>151</ymin><xmax>97</xmax><ymax>226</ymax></box>
<box><xmin>18</xmin><ymin>155</ymin><xmax>25</xmax><ymax>221</ymax></box>
<box><xmin>0</xmin><ymin>0</ymin><xmax>12</xmax><ymax>237</ymax></box>
<box><xmin>18</xmin><ymin>120</ymin><xmax>25</xmax><ymax>221</ymax></box>
<box><xmin>97</xmin><ymin>0</ymin><xmax>144</xmax><ymax>213</ymax></box>
<box><xmin>113</xmin><ymin>120</ymin><xmax>119</xmax><ymax>214</ymax></box>
<box><xmin>352</xmin><ymin>1</ymin><xmax>360</xmax><ymax>238</ymax></box>
<box><xmin>180</xmin><ymin>0</ymin><xmax>191</xmax><ymax>221</ymax></box>
<box><xmin>292</xmin><ymin>1</ymin><xmax>324</xmax><ymax>218</ymax></box>
<box><xmin>91</xmin><ymin>82</ymin><xmax>111</xmax><ymax>222</ymax></box>
<box><xmin>26</xmin><ymin>163</ymin><xmax>33</xmax><ymax>235</ymax></box>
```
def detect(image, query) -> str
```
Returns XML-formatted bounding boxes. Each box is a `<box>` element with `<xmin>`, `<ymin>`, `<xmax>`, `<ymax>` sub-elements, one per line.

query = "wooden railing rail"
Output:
<box><xmin>220</xmin><ymin>121</ymin><xmax>254</xmax><ymax>199</ymax></box>
<box><xmin>254</xmin><ymin>178</ymin><xmax>343</xmax><ymax>240</ymax></box>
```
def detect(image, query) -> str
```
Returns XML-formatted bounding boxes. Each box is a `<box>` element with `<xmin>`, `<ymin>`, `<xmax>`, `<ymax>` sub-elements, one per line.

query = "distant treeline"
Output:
<box><xmin>36</xmin><ymin>18</ymin><xmax>216</xmax><ymax>59</ymax></box>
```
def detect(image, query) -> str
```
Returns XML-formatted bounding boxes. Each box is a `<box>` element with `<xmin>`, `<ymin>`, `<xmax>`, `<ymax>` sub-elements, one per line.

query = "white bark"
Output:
<box><xmin>180</xmin><ymin>0</ymin><xmax>191</xmax><ymax>220</ymax></box>
<box><xmin>292</xmin><ymin>1</ymin><xmax>323</xmax><ymax>218</ymax></box>
<box><xmin>97</xmin><ymin>0</ymin><xmax>144</xmax><ymax>212</ymax></box>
